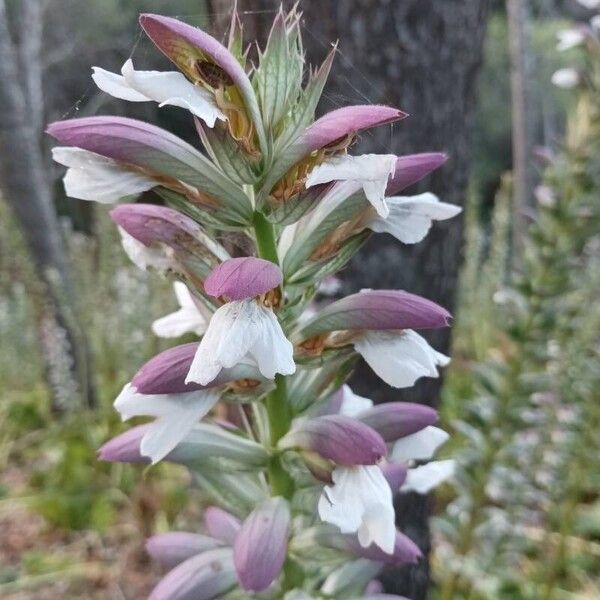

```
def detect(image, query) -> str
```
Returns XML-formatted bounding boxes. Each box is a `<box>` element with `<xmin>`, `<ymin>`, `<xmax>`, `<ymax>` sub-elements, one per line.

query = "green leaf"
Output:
<box><xmin>253</xmin><ymin>9</ymin><xmax>304</xmax><ymax>132</ymax></box>
<box><xmin>281</xmin><ymin>192</ymin><xmax>368</xmax><ymax>279</ymax></box>
<box><xmin>196</xmin><ymin>121</ymin><xmax>260</xmax><ymax>186</ymax></box>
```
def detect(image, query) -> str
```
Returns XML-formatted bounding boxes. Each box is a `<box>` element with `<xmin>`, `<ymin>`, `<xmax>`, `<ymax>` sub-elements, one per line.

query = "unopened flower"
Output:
<box><xmin>186</xmin><ymin>257</ymin><xmax>295</xmax><ymax>383</ymax></box>
<box><xmin>551</xmin><ymin>68</ymin><xmax>580</xmax><ymax>89</ymax></box>
<box><xmin>152</xmin><ymin>282</ymin><xmax>209</xmax><ymax>338</ymax></box>
<box><xmin>318</xmin><ymin>465</ymin><xmax>396</xmax><ymax>553</ymax></box>
<box><xmin>148</xmin><ymin>547</ymin><xmax>237</xmax><ymax>600</ymax></box>
<box><xmin>234</xmin><ymin>497</ymin><xmax>291</xmax><ymax>592</ymax></box>
<box><xmin>92</xmin><ymin>59</ymin><xmax>225</xmax><ymax>125</ymax></box>
<box><xmin>204</xmin><ymin>506</ymin><xmax>241</xmax><ymax>544</ymax></box>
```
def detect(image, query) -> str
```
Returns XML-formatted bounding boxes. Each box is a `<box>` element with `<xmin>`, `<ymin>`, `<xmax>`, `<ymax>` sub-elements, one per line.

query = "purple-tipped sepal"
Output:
<box><xmin>347</xmin><ymin>530</ymin><xmax>422</xmax><ymax>566</ymax></box>
<box><xmin>233</xmin><ymin>497</ymin><xmax>291</xmax><ymax>592</ymax></box>
<box><xmin>279</xmin><ymin>415</ymin><xmax>387</xmax><ymax>466</ymax></box>
<box><xmin>204</xmin><ymin>257</ymin><xmax>283</xmax><ymax>301</ymax></box>
<box><xmin>97</xmin><ymin>424</ymin><xmax>150</xmax><ymax>463</ymax></box>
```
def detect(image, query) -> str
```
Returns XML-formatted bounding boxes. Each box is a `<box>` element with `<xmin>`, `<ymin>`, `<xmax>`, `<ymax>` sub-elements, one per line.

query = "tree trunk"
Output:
<box><xmin>214</xmin><ymin>1</ymin><xmax>490</xmax><ymax>597</ymax></box>
<box><xmin>0</xmin><ymin>0</ymin><xmax>95</xmax><ymax>410</ymax></box>
<box><xmin>506</xmin><ymin>0</ymin><xmax>534</xmax><ymax>256</ymax></box>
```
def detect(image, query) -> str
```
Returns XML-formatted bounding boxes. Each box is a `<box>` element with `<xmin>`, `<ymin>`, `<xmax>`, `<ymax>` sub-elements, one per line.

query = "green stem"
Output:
<box><xmin>253</xmin><ymin>212</ymin><xmax>295</xmax><ymax>499</ymax></box>
<box><xmin>253</xmin><ymin>211</ymin><xmax>280</xmax><ymax>265</ymax></box>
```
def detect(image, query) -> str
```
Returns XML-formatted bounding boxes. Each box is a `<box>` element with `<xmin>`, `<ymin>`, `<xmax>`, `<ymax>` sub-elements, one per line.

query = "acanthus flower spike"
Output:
<box><xmin>186</xmin><ymin>257</ymin><xmax>295</xmax><ymax>384</ymax></box>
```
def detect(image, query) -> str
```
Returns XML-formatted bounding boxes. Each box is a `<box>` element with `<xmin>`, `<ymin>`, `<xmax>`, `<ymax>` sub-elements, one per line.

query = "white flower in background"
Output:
<box><xmin>114</xmin><ymin>383</ymin><xmax>221</xmax><ymax>464</ymax></box>
<box><xmin>551</xmin><ymin>68</ymin><xmax>580</xmax><ymax>89</ymax></box>
<box><xmin>354</xmin><ymin>330</ymin><xmax>450</xmax><ymax>389</ymax></box>
<box><xmin>52</xmin><ymin>147</ymin><xmax>156</xmax><ymax>203</ymax></box>
<box><xmin>318</xmin><ymin>465</ymin><xmax>396</xmax><ymax>553</ymax></box>
<box><xmin>92</xmin><ymin>59</ymin><xmax>225</xmax><ymax>125</ymax></box>
<box><xmin>368</xmin><ymin>192</ymin><xmax>462</xmax><ymax>244</ymax></box>
<box><xmin>401</xmin><ymin>459</ymin><xmax>455</xmax><ymax>494</ymax></box>
<box><xmin>306</xmin><ymin>154</ymin><xmax>397</xmax><ymax>218</ymax></box>
<box><xmin>117</xmin><ymin>226</ymin><xmax>173</xmax><ymax>272</ymax></box>
<box><xmin>576</xmin><ymin>0</ymin><xmax>600</xmax><ymax>9</ymax></box>
<box><xmin>152</xmin><ymin>282</ymin><xmax>208</xmax><ymax>338</ymax></box>
<box><xmin>556</xmin><ymin>28</ymin><xmax>585</xmax><ymax>51</ymax></box>
<box><xmin>591</xmin><ymin>15</ymin><xmax>600</xmax><ymax>32</ymax></box>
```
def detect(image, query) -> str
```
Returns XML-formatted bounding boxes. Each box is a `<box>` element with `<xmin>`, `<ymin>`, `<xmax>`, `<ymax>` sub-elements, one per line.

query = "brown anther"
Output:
<box><xmin>297</xmin><ymin>334</ymin><xmax>329</xmax><ymax>356</ymax></box>
<box><xmin>229</xmin><ymin>378</ymin><xmax>262</xmax><ymax>393</ymax></box>
<box><xmin>261</xmin><ymin>287</ymin><xmax>282</xmax><ymax>309</ymax></box>
<box><xmin>194</xmin><ymin>60</ymin><xmax>234</xmax><ymax>88</ymax></box>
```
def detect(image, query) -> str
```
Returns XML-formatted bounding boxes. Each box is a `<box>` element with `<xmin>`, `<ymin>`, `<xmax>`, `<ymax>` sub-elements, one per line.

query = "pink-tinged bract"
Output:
<box><xmin>357</xmin><ymin>402</ymin><xmax>439</xmax><ymax>442</ymax></box>
<box><xmin>97</xmin><ymin>424</ymin><xmax>150</xmax><ymax>463</ymax></box>
<box><xmin>347</xmin><ymin>530</ymin><xmax>422</xmax><ymax>565</ymax></box>
<box><xmin>280</xmin><ymin>415</ymin><xmax>387</xmax><ymax>465</ymax></box>
<box><xmin>146</xmin><ymin>532</ymin><xmax>223</xmax><ymax>569</ymax></box>
<box><xmin>148</xmin><ymin>547</ymin><xmax>236</xmax><ymax>600</ymax></box>
<box><xmin>386</xmin><ymin>153</ymin><xmax>448</xmax><ymax>195</ymax></box>
<box><xmin>300</xmin><ymin>290</ymin><xmax>452</xmax><ymax>338</ymax></box>
<box><xmin>204</xmin><ymin>257</ymin><xmax>283</xmax><ymax>300</ymax></box>
<box><xmin>381</xmin><ymin>463</ymin><xmax>409</xmax><ymax>491</ymax></box>
<box><xmin>204</xmin><ymin>507</ymin><xmax>241</xmax><ymax>545</ymax></box>
<box><xmin>233</xmin><ymin>497</ymin><xmax>291</xmax><ymax>592</ymax></box>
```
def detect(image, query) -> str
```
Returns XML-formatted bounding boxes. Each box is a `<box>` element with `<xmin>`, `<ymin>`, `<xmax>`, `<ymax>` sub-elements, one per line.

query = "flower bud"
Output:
<box><xmin>148</xmin><ymin>547</ymin><xmax>236</xmax><ymax>600</ymax></box>
<box><xmin>204</xmin><ymin>507</ymin><xmax>241</xmax><ymax>544</ymax></box>
<box><xmin>234</xmin><ymin>497</ymin><xmax>291</xmax><ymax>592</ymax></box>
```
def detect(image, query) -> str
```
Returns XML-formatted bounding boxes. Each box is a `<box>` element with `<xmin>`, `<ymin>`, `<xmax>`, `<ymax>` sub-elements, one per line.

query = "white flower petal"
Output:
<box><xmin>552</xmin><ymin>68</ymin><xmax>579</xmax><ymax>89</ymax></box>
<box><xmin>556</xmin><ymin>29</ymin><xmax>585</xmax><ymax>52</ymax></box>
<box><xmin>93</xmin><ymin>60</ymin><xmax>225</xmax><ymax>126</ymax></box>
<box><xmin>391</xmin><ymin>426</ymin><xmax>449</xmax><ymax>462</ymax></box>
<box><xmin>339</xmin><ymin>384</ymin><xmax>373</xmax><ymax>417</ymax></box>
<box><xmin>354</xmin><ymin>330</ymin><xmax>449</xmax><ymax>389</ymax></box>
<box><xmin>186</xmin><ymin>300</ymin><xmax>295</xmax><ymax>384</ymax></box>
<box><xmin>121</xmin><ymin>60</ymin><xmax>225</xmax><ymax>125</ymax></box>
<box><xmin>152</xmin><ymin>282</ymin><xmax>207</xmax><ymax>338</ymax></box>
<box><xmin>369</xmin><ymin>193</ymin><xmax>462</xmax><ymax>244</ymax></box>
<box><xmin>52</xmin><ymin>147</ymin><xmax>155</xmax><ymax>203</ymax></box>
<box><xmin>576</xmin><ymin>0</ymin><xmax>600</xmax><ymax>9</ymax></box>
<box><xmin>117</xmin><ymin>227</ymin><xmax>172</xmax><ymax>272</ymax></box>
<box><xmin>305</xmin><ymin>154</ymin><xmax>397</xmax><ymax>218</ymax></box>
<box><xmin>92</xmin><ymin>65</ymin><xmax>149</xmax><ymax>101</ymax></box>
<box><xmin>318</xmin><ymin>465</ymin><xmax>395</xmax><ymax>554</ymax></box>
<box><xmin>402</xmin><ymin>459</ymin><xmax>455</xmax><ymax>494</ymax></box>
<box><xmin>152</xmin><ymin>308</ymin><xmax>207</xmax><ymax>338</ymax></box>
<box><xmin>251</xmin><ymin>307</ymin><xmax>296</xmax><ymax>379</ymax></box>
